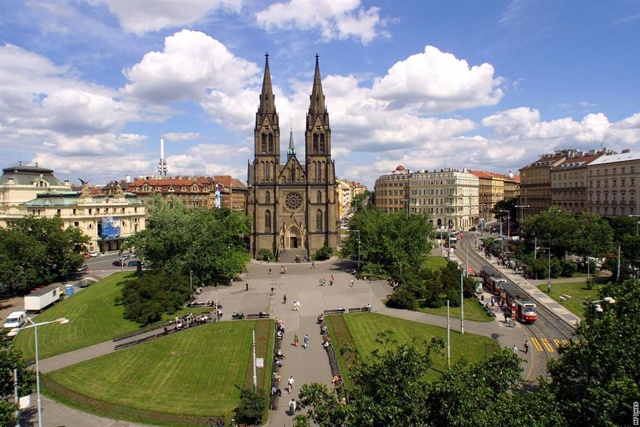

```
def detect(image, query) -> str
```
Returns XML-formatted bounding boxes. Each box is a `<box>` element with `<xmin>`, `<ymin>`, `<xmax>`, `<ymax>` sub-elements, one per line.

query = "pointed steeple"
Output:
<box><xmin>309</xmin><ymin>53</ymin><xmax>326</xmax><ymax>115</ymax></box>
<box><xmin>259</xmin><ymin>52</ymin><xmax>276</xmax><ymax>115</ymax></box>
<box><xmin>287</xmin><ymin>123</ymin><xmax>296</xmax><ymax>160</ymax></box>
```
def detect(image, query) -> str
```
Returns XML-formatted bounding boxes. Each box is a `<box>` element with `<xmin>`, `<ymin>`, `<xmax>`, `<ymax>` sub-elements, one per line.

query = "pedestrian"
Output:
<box><xmin>311</xmin><ymin>261</ymin><xmax>315</xmax><ymax>269</ymax></box>
<box><xmin>288</xmin><ymin>398</ymin><xmax>296</xmax><ymax>415</ymax></box>
<box><xmin>269</xmin><ymin>268</ymin><xmax>272</xmax><ymax>275</ymax></box>
<box><xmin>287</xmin><ymin>376</ymin><xmax>294</xmax><ymax>391</ymax></box>
<box><xmin>512</xmin><ymin>344</ymin><xmax>518</xmax><ymax>354</ymax></box>
<box><xmin>303</xmin><ymin>334</ymin><xmax>309</xmax><ymax>349</ymax></box>
<box><xmin>283</xmin><ymin>294</ymin><xmax>287</xmax><ymax>304</ymax></box>
<box><xmin>292</xmin><ymin>301</ymin><xmax>297</xmax><ymax>311</ymax></box>
<box><xmin>503</xmin><ymin>311</ymin><xmax>508</xmax><ymax>323</ymax></box>
<box><xmin>245</xmin><ymin>283</ymin><xmax>249</xmax><ymax>291</ymax></box>
<box><xmin>271</xmin><ymin>286</ymin><xmax>274</xmax><ymax>295</ymax></box>
<box><xmin>524</xmin><ymin>340</ymin><xmax>530</xmax><ymax>354</ymax></box>
<box><xmin>350</xmin><ymin>279</ymin><xmax>354</xmax><ymax>287</ymax></box>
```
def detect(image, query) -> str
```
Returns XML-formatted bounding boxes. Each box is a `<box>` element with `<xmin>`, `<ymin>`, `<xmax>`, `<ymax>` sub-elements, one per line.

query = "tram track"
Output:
<box><xmin>457</xmin><ymin>236</ymin><xmax>577</xmax><ymax>378</ymax></box>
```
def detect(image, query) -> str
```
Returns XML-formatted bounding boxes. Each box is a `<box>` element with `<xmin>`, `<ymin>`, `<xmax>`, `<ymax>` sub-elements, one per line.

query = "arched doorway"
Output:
<box><xmin>286</xmin><ymin>225</ymin><xmax>303</xmax><ymax>249</ymax></box>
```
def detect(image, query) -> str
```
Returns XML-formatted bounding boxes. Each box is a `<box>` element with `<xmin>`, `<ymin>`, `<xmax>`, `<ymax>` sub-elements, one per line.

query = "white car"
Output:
<box><xmin>3</xmin><ymin>311</ymin><xmax>27</xmax><ymax>329</ymax></box>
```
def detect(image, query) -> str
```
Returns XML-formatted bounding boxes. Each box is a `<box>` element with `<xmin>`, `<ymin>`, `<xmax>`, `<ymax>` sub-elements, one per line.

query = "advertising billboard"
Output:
<box><xmin>101</xmin><ymin>216</ymin><xmax>121</xmax><ymax>238</ymax></box>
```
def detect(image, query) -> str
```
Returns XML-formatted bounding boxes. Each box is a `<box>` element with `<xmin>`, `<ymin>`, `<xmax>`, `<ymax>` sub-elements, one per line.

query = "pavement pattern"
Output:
<box><xmin>17</xmin><ymin>246</ymin><xmax>583</xmax><ymax>427</ymax></box>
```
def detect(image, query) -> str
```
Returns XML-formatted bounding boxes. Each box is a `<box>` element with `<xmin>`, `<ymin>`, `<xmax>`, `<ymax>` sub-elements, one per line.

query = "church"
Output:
<box><xmin>247</xmin><ymin>54</ymin><xmax>339</xmax><ymax>260</ymax></box>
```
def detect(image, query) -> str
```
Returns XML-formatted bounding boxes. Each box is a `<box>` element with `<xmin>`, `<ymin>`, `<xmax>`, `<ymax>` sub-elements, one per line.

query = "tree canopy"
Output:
<box><xmin>123</xmin><ymin>195</ymin><xmax>251</xmax><ymax>285</ymax></box>
<box><xmin>0</xmin><ymin>330</ymin><xmax>35</xmax><ymax>425</ymax></box>
<box><xmin>340</xmin><ymin>205</ymin><xmax>434</xmax><ymax>277</ymax></box>
<box><xmin>547</xmin><ymin>278</ymin><xmax>640</xmax><ymax>426</ymax></box>
<box><xmin>0</xmin><ymin>216</ymin><xmax>89</xmax><ymax>295</ymax></box>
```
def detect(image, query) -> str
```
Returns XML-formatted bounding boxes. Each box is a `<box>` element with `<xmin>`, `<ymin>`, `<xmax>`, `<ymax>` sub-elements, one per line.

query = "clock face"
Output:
<box><xmin>285</xmin><ymin>192</ymin><xmax>303</xmax><ymax>210</ymax></box>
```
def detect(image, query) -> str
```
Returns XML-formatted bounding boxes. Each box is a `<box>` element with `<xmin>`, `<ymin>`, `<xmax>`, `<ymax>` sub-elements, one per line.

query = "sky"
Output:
<box><xmin>1</xmin><ymin>0</ymin><xmax>639</xmax><ymax>189</ymax></box>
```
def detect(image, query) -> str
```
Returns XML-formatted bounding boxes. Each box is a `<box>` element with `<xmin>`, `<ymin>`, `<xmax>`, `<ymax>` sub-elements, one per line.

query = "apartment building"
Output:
<box><xmin>408</xmin><ymin>168</ymin><xmax>479</xmax><ymax>231</ymax></box>
<box><xmin>374</xmin><ymin>166</ymin><xmax>411</xmax><ymax>215</ymax></box>
<box><xmin>519</xmin><ymin>151</ymin><xmax>570</xmax><ymax>216</ymax></box>
<box><xmin>587</xmin><ymin>150</ymin><xmax>640</xmax><ymax>218</ymax></box>
<box><xmin>551</xmin><ymin>150</ymin><xmax>606</xmax><ymax>214</ymax></box>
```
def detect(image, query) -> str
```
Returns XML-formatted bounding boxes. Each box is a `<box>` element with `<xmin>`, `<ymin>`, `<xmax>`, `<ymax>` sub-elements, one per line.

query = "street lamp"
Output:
<box><xmin>351</xmin><ymin>229</ymin><xmax>361</xmax><ymax>270</ymax></box>
<box><xmin>515</xmin><ymin>204</ymin><xmax>530</xmax><ymax>232</ymax></box>
<box><xmin>20</xmin><ymin>317</ymin><xmax>70</xmax><ymax>427</ymax></box>
<box><xmin>589</xmin><ymin>296</ymin><xmax>616</xmax><ymax>313</ymax></box>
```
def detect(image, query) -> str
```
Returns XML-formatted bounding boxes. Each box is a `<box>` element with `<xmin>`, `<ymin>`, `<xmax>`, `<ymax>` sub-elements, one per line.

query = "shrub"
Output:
<box><xmin>233</xmin><ymin>388</ymin><xmax>266</xmax><ymax>425</ymax></box>
<box><xmin>257</xmin><ymin>249</ymin><xmax>274</xmax><ymax>262</ymax></box>
<box><xmin>385</xmin><ymin>288</ymin><xmax>417</xmax><ymax>310</ymax></box>
<box><xmin>313</xmin><ymin>246</ymin><xmax>333</xmax><ymax>261</ymax></box>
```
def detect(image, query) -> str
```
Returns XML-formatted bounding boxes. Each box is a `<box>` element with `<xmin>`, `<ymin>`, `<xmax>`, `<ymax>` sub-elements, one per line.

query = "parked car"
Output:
<box><xmin>127</xmin><ymin>260</ymin><xmax>140</xmax><ymax>267</ymax></box>
<box><xmin>3</xmin><ymin>311</ymin><xmax>27</xmax><ymax>329</ymax></box>
<box><xmin>88</xmin><ymin>251</ymin><xmax>98</xmax><ymax>257</ymax></box>
<box><xmin>84</xmin><ymin>253</ymin><xmax>92</xmax><ymax>259</ymax></box>
<box><xmin>76</xmin><ymin>264</ymin><xmax>88</xmax><ymax>272</ymax></box>
<box><xmin>112</xmin><ymin>260</ymin><xmax>125</xmax><ymax>267</ymax></box>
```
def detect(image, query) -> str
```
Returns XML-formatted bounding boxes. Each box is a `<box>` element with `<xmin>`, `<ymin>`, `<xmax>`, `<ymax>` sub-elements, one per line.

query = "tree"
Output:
<box><xmin>0</xmin><ymin>216</ymin><xmax>89</xmax><ymax>295</ymax></box>
<box><xmin>547</xmin><ymin>278</ymin><xmax>640</xmax><ymax>426</ymax></box>
<box><xmin>124</xmin><ymin>195</ymin><xmax>251</xmax><ymax>285</ymax></box>
<box><xmin>233</xmin><ymin>388</ymin><xmax>266</xmax><ymax>425</ymax></box>
<box><xmin>0</xmin><ymin>330</ymin><xmax>36</xmax><ymax>424</ymax></box>
<box><xmin>120</xmin><ymin>272</ymin><xmax>190</xmax><ymax>325</ymax></box>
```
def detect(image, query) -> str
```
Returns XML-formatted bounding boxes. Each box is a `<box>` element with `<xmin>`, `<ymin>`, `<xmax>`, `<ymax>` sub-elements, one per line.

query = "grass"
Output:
<box><xmin>44</xmin><ymin>320</ymin><xmax>266</xmax><ymax>424</ymax></box>
<box><xmin>537</xmin><ymin>281</ymin><xmax>607</xmax><ymax>318</ymax></box>
<box><xmin>13</xmin><ymin>272</ymin><xmax>141</xmax><ymax>359</ymax></box>
<box><xmin>13</xmin><ymin>272</ymin><xmax>214</xmax><ymax>360</ymax></box>
<box><xmin>418</xmin><ymin>298</ymin><xmax>494</xmax><ymax>322</ymax></box>
<box><xmin>327</xmin><ymin>313</ymin><xmax>499</xmax><ymax>382</ymax></box>
<box><xmin>423</xmin><ymin>256</ymin><xmax>448</xmax><ymax>271</ymax></box>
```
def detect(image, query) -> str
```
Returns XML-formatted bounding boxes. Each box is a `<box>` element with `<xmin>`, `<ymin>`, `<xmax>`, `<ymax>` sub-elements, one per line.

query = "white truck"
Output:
<box><xmin>24</xmin><ymin>284</ymin><xmax>62</xmax><ymax>312</ymax></box>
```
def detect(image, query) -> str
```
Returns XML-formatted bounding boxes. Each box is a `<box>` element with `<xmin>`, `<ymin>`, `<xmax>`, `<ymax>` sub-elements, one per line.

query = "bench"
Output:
<box><xmin>323</xmin><ymin>308</ymin><xmax>346</xmax><ymax>315</ymax></box>
<box><xmin>246</xmin><ymin>313</ymin><xmax>270</xmax><ymax>319</ymax></box>
<box><xmin>348</xmin><ymin>307</ymin><xmax>371</xmax><ymax>313</ymax></box>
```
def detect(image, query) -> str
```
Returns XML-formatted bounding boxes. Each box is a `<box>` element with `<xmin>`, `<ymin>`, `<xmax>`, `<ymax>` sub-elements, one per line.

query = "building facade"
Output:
<box><xmin>246</xmin><ymin>55</ymin><xmax>339</xmax><ymax>259</ymax></box>
<box><xmin>550</xmin><ymin>150</ymin><xmax>606</xmax><ymax>214</ymax></box>
<box><xmin>374</xmin><ymin>166</ymin><xmax>411</xmax><ymax>215</ymax></box>
<box><xmin>408</xmin><ymin>169</ymin><xmax>479</xmax><ymax>231</ymax></box>
<box><xmin>519</xmin><ymin>151</ymin><xmax>569</xmax><ymax>216</ymax></box>
<box><xmin>587</xmin><ymin>150</ymin><xmax>640</xmax><ymax>218</ymax></box>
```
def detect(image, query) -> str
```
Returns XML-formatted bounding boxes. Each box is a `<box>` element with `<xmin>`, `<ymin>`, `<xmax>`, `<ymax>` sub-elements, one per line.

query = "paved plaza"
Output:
<box><xmin>26</xmin><ymin>249</ymin><xmax>564</xmax><ymax>426</ymax></box>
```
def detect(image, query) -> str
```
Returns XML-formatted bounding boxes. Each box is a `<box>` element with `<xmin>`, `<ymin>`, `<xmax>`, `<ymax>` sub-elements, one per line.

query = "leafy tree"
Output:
<box><xmin>120</xmin><ymin>272</ymin><xmax>190</xmax><ymax>325</ymax></box>
<box><xmin>385</xmin><ymin>288</ymin><xmax>417</xmax><ymax>310</ymax></box>
<box><xmin>312</xmin><ymin>246</ymin><xmax>333</xmax><ymax>261</ymax></box>
<box><xmin>257</xmin><ymin>248</ymin><xmax>274</xmax><ymax>262</ymax></box>
<box><xmin>0</xmin><ymin>330</ymin><xmax>36</xmax><ymax>424</ymax></box>
<box><xmin>124</xmin><ymin>195</ymin><xmax>251</xmax><ymax>286</ymax></box>
<box><xmin>340</xmin><ymin>205</ymin><xmax>433</xmax><ymax>275</ymax></box>
<box><xmin>547</xmin><ymin>278</ymin><xmax>640</xmax><ymax>426</ymax></box>
<box><xmin>0</xmin><ymin>216</ymin><xmax>88</xmax><ymax>295</ymax></box>
<box><xmin>233</xmin><ymin>388</ymin><xmax>266</xmax><ymax>425</ymax></box>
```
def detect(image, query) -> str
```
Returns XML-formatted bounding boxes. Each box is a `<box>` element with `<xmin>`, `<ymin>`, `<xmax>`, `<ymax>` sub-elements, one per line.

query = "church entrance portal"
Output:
<box><xmin>290</xmin><ymin>237</ymin><xmax>298</xmax><ymax>248</ymax></box>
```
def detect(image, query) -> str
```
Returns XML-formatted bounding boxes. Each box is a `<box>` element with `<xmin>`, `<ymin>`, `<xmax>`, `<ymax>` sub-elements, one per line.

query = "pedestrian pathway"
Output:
<box><xmin>33</xmin><ymin>252</ymin><xmax>571</xmax><ymax>427</ymax></box>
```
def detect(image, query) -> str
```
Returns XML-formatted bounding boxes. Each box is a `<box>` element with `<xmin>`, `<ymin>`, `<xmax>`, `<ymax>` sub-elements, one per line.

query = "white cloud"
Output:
<box><xmin>122</xmin><ymin>30</ymin><xmax>261</xmax><ymax>105</ymax></box>
<box><xmin>164</xmin><ymin>132</ymin><xmax>201</xmax><ymax>142</ymax></box>
<box><xmin>97</xmin><ymin>0</ymin><xmax>242</xmax><ymax>35</ymax></box>
<box><xmin>256</xmin><ymin>0</ymin><xmax>387</xmax><ymax>44</ymax></box>
<box><xmin>370</xmin><ymin>46</ymin><xmax>504</xmax><ymax>114</ymax></box>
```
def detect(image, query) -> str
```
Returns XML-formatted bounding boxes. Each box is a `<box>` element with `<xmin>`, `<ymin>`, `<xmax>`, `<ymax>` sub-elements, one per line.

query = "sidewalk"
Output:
<box><xmin>33</xmin><ymin>255</ymin><xmax>553</xmax><ymax>427</ymax></box>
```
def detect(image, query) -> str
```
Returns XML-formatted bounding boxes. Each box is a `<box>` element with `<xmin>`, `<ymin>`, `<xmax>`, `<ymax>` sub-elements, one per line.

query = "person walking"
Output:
<box><xmin>288</xmin><ymin>398</ymin><xmax>296</xmax><ymax>415</ymax></box>
<box><xmin>283</xmin><ymin>294</ymin><xmax>287</xmax><ymax>305</ymax></box>
<box><xmin>245</xmin><ymin>283</ymin><xmax>249</xmax><ymax>291</ymax></box>
<box><xmin>512</xmin><ymin>344</ymin><xmax>518</xmax><ymax>354</ymax></box>
<box><xmin>524</xmin><ymin>340</ymin><xmax>530</xmax><ymax>354</ymax></box>
<box><xmin>311</xmin><ymin>261</ymin><xmax>315</xmax><ymax>269</ymax></box>
<box><xmin>350</xmin><ymin>279</ymin><xmax>354</xmax><ymax>287</ymax></box>
<box><xmin>287</xmin><ymin>376</ymin><xmax>295</xmax><ymax>392</ymax></box>
<box><xmin>303</xmin><ymin>334</ymin><xmax>309</xmax><ymax>349</ymax></box>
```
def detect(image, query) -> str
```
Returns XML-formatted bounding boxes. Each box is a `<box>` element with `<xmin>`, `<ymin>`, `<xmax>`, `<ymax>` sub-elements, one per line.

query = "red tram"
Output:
<box><xmin>480</xmin><ymin>266</ymin><xmax>507</xmax><ymax>295</ymax></box>
<box><xmin>502</xmin><ymin>291</ymin><xmax>537</xmax><ymax>324</ymax></box>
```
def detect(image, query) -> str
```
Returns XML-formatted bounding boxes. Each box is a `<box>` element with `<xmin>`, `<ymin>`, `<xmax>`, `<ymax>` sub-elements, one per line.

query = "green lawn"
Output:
<box><xmin>418</xmin><ymin>298</ymin><xmax>494</xmax><ymax>322</ymax></box>
<box><xmin>328</xmin><ymin>313</ymin><xmax>499</xmax><ymax>382</ymax></box>
<box><xmin>423</xmin><ymin>256</ymin><xmax>448</xmax><ymax>271</ymax></box>
<box><xmin>14</xmin><ymin>272</ymin><xmax>141</xmax><ymax>359</ymax></box>
<box><xmin>537</xmin><ymin>281</ymin><xmax>606</xmax><ymax>318</ymax></box>
<box><xmin>45</xmin><ymin>320</ymin><xmax>264</xmax><ymax>422</ymax></box>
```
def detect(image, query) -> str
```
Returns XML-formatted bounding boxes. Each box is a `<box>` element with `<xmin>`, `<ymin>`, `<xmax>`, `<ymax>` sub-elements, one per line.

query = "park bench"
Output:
<box><xmin>245</xmin><ymin>312</ymin><xmax>270</xmax><ymax>319</ymax></box>
<box><xmin>323</xmin><ymin>308</ymin><xmax>346</xmax><ymax>315</ymax></box>
<box><xmin>348</xmin><ymin>306</ymin><xmax>371</xmax><ymax>313</ymax></box>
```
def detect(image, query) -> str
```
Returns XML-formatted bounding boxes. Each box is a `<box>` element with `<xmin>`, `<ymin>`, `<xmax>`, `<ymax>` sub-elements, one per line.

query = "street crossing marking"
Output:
<box><xmin>541</xmin><ymin>338</ymin><xmax>554</xmax><ymax>352</ymax></box>
<box><xmin>531</xmin><ymin>337</ymin><xmax>543</xmax><ymax>352</ymax></box>
<box><xmin>553</xmin><ymin>338</ymin><xmax>570</xmax><ymax>348</ymax></box>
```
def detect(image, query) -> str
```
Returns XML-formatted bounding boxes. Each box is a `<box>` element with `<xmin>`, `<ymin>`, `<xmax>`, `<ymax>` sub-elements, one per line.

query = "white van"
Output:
<box><xmin>3</xmin><ymin>311</ymin><xmax>27</xmax><ymax>329</ymax></box>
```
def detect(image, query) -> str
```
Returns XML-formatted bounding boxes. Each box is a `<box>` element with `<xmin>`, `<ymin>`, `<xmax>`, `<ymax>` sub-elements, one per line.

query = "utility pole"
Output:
<box><xmin>460</xmin><ymin>272</ymin><xmax>464</xmax><ymax>334</ymax></box>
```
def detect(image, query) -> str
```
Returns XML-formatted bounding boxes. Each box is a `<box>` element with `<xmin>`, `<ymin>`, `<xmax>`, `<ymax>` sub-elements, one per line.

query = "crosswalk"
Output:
<box><xmin>530</xmin><ymin>337</ymin><xmax>570</xmax><ymax>352</ymax></box>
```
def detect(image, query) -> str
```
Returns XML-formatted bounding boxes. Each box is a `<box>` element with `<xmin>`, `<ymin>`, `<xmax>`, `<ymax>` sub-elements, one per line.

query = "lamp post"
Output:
<box><xmin>515</xmin><ymin>204</ymin><xmax>530</xmax><ymax>233</ymax></box>
<box><xmin>588</xmin><ymin>296</ymin><xmax>616</xmax><ymax>314</ymax></box>
<box><xmin>351</xmin><ymin>229</ymin><xmax>361</xmax><ymax>270</ymax></box>
<box><xmin>538</xmin><ymin>246</ymin><xmax>552</xmax><ymax>292</ymax></box>
<box><xmin>21</xmin><ymin>317</ymin><xmax>70</xmax><ymax>427</ymax></box>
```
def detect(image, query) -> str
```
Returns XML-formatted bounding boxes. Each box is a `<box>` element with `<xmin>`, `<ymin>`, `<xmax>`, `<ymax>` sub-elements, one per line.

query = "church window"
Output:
<box><xmin>313</xmin><ymin>134</ymin><xmax>319</xmax><ymax>153</ymax></box>
<box><xmin>265</xmin><ymin>210</ymin><xmax>272</xmax><ymax>232</ymax></box>
<box><xmin>261</xmin><ymin>134</ymin><xmax>267</xmax><ymax>153</ymax></box>
<box><xmin>319</xmin><ymin>134</ymin><xmax>325</xmax><ymax>152</ymax></box>
<box><xmin>316</xmin><ymin>162</ymin><xmax>322</xmax><ymax>181</ymax></box>
<box><xmin>268</xmin><ymin>134</ymin><xmax>274</xmax><ymax>152</ymax></box>
<box><xmin>317</xmin><ymin>191</ymin><xmax>322</xmax><ymax>203</ymax></box>
<box><xmin>264</xmin><ymin>162</ymin><xmax>271</xmax><ymax>181</ymax></box>
<box><xmin>265</xmin><ymin>191</ymin><xmax>271</xmax><ymax>203</ymax></box>
<box><xmin>316</xmin><ymin>209</ymin><xmax>323</xmax><ymax>231</ymax></box>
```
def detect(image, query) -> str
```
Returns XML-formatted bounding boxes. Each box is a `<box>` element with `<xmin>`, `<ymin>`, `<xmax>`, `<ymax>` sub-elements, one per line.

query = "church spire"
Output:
<box><xmin>258</xmin><ymin>52</ymin><xmax>276</xmax><ymax>115</ymax></box>
<box><xmin>309</xmin><ymin>53</ymin><xmax>326</xmax><ymax>115</ymax></box>
<box><xmin>287</xmin><ymin>123</ymin><xmax>296</xmax><ymax>160</ymax></box>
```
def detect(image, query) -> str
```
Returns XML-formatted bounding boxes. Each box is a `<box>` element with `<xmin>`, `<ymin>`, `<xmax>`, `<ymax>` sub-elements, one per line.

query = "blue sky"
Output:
<box><xmin>1</xmin><ymin>0</ymin><xmax>638</xmax><ymax>189</ymax></box>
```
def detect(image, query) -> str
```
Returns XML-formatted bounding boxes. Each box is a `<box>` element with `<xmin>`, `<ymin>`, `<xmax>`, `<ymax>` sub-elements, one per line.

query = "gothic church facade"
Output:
<box><xmin>247</xmin><ymin>54</ymin><xmax>339</xmax><ymax>259</ymax></box>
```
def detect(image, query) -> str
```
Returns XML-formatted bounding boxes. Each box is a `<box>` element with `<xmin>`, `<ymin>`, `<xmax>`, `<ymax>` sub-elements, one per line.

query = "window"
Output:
<box><xmin>261</xmin><ymin>134</ymin><xmax>267</xmax><ymax>153</ymax></box>
<box><xmin>316</xmin><ymin>191</ymin><xmax>322</xmax><ymax>203</ymax></box>
<box><xmin>265</xmin><ymin>191</ymin><xmax>271</xmax><ymax>203</ymax></box>
<box><xmin>265</xmin><ymin>210</ymin><xmax>272</xmax><ymax>232</ymax></box>
<box><xmin>316</xmin><ymin>209</ymin><xmax>323</xmax><ymax>231</ymax></box>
